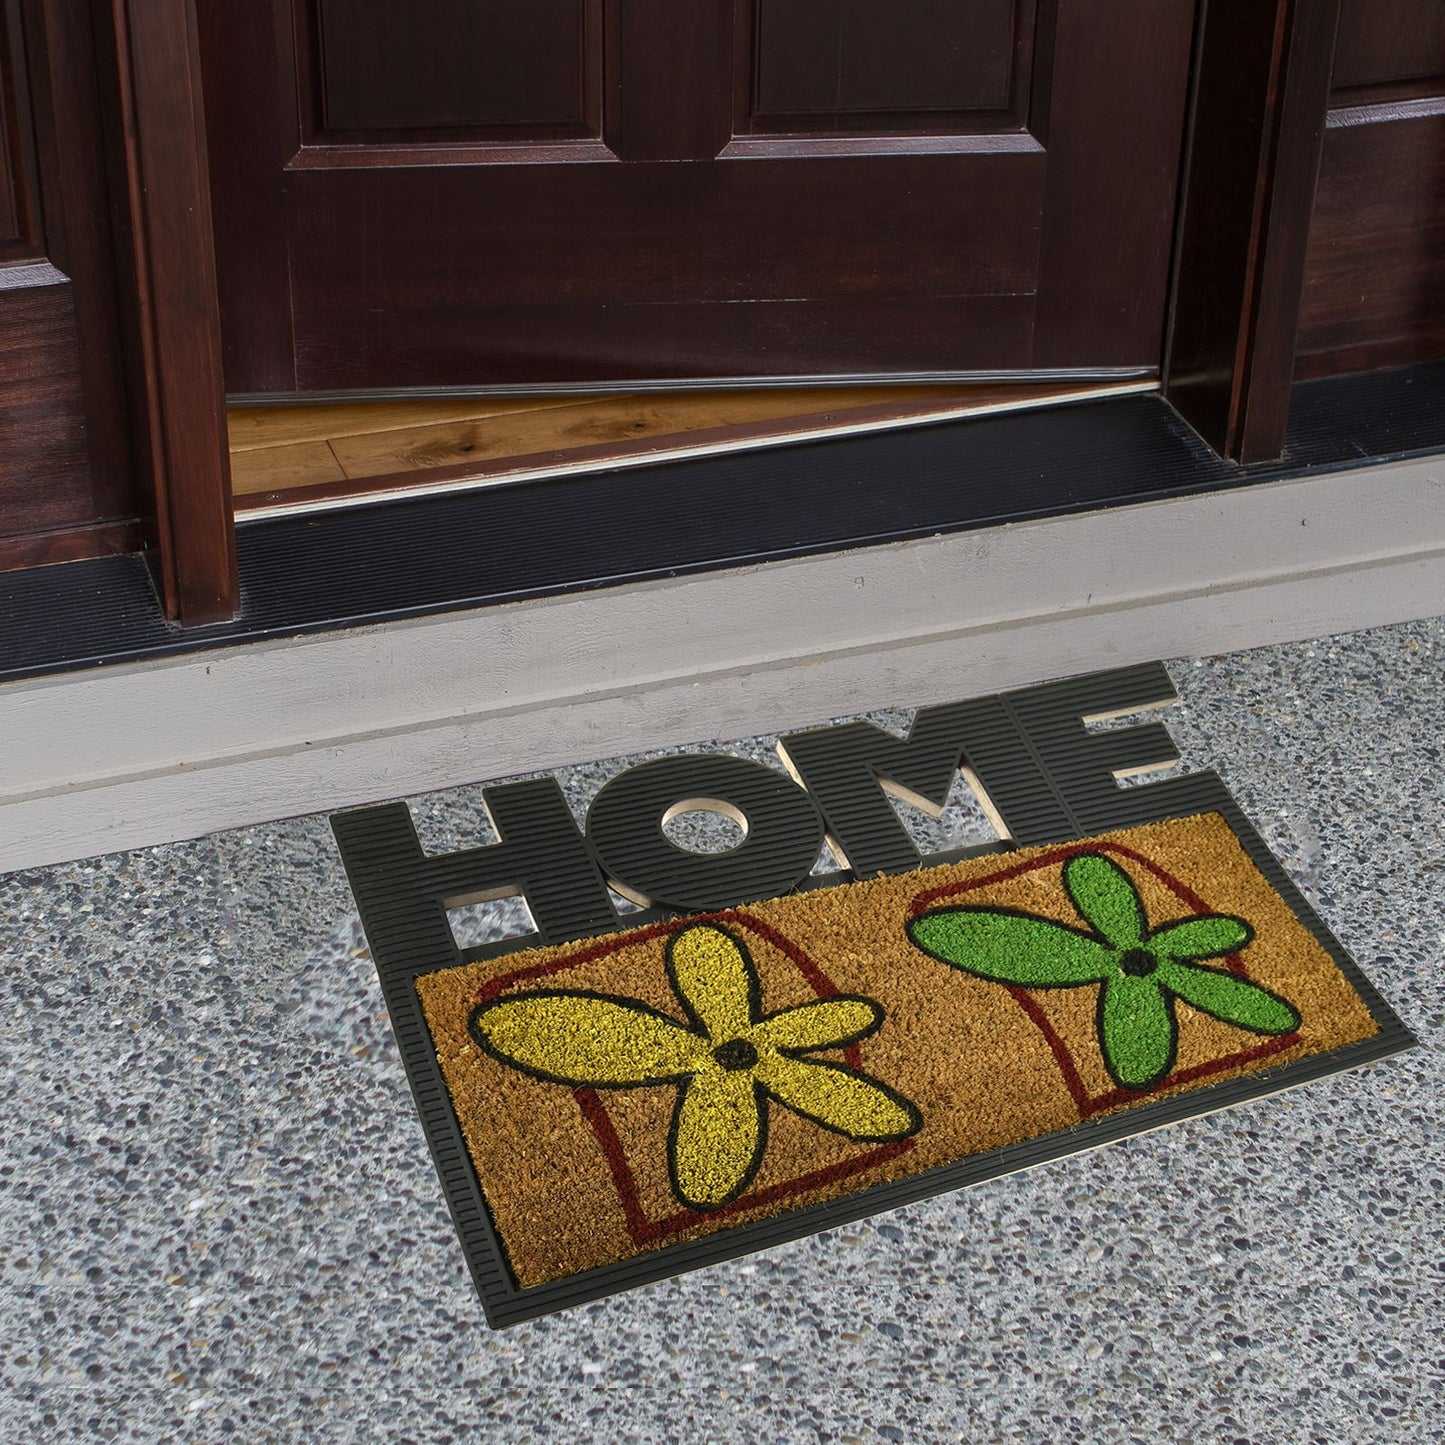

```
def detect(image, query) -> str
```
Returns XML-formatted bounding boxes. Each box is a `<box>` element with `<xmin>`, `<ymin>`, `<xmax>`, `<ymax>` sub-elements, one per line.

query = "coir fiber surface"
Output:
<box><xmin>414</xmin><ymin>813</ymin><xmax>1386</xmax><ymax>1293</ymax></box>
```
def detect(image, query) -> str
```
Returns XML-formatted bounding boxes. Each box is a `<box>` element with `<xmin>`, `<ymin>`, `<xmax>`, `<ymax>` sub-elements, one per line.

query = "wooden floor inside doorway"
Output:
<box><xmin>228</xmin><ymin>379</ymin><xmax>1152</xmax><ymax>516</ymax></box>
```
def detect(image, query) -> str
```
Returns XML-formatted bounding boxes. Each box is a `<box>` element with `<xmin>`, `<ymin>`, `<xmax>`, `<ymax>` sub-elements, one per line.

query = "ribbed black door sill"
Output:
<box><xmin>1</xmin><ymin>362</ymin><xmax>1441</xmax><ymax>683</ymax></box>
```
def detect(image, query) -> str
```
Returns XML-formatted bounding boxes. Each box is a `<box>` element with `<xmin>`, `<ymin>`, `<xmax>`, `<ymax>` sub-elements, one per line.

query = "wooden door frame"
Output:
<box><xmin>1161</xmin><ymin>0</ymin><xmax>1347</xmax><ymax>462</ymax></box>
<box><xmin>106</xmin><ymin>0</ymin><xmax>1343</xmax><ymax>626</ymax></box>
<box><xmin>100</xmin><ymin>0</ymin><xmax>236</xmax><ymax>625</ymax></box>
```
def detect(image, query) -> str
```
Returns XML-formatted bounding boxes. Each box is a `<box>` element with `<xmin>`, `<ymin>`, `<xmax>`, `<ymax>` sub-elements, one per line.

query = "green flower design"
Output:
<box><xmin>470</xmin><ymin>922</ymin><xmax>921</xmax><ymax>1212</ymax></box>
<box><xmin>906</xmin><ymin>851</ymin><xmax>1301</xmax><ymax>1091</ymax></box>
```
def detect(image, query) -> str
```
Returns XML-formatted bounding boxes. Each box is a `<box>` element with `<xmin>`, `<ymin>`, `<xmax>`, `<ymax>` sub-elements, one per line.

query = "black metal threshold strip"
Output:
<box><xmin>1</xmin><ymin>361</ymin><xmax>1441</xmax><ymax>683</ymax></box>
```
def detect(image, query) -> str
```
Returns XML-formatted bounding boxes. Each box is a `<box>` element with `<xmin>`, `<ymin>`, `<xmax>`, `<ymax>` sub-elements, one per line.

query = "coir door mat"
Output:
<box><xmin>331</xmin><ymin>663</ymin><xmax>1414</xmax><ymax>1326</ymax></box>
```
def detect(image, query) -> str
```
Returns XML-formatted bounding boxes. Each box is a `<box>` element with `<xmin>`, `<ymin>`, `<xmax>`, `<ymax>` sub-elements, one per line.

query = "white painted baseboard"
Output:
<box><xmin>2</xmin><ymin>457</ymin><xmax>1441</xmax><ymax>872</ymax></box>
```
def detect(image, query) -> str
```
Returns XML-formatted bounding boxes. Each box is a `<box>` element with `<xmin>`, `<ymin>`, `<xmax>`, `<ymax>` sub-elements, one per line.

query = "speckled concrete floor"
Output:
<box><xmin>1</xmin><ymin>618</ymin><xmax>1441</xmax><ymax>1444</ymax></box>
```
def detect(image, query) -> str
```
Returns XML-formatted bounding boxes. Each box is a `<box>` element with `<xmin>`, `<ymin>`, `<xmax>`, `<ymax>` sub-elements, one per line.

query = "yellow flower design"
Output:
<box><xmin>469</xmin><ymin>922</ymin><xmax>922</xmax><ymax>1211</ymax></box>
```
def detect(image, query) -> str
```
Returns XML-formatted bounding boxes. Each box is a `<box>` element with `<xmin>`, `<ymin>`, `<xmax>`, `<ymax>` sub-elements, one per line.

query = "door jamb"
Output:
<box><xmin>1162</xmin><ymin>0</ymin><xmax>1344</xmax><ymax>462</ymax></box>
<box><xmin>101</xmin><ymin>0</ymin><xmax>237</xmax><ymax>625</ymax></box>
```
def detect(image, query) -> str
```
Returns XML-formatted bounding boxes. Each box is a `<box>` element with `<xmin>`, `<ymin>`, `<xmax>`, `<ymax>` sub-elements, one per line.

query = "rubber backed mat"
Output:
<box><xmin>331</xmin><ymin>663</ymin><xmax>1414</xmax><ymax>1326</ymax></box>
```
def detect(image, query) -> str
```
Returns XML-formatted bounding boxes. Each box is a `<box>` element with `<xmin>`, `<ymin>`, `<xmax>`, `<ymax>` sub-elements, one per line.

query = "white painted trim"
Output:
<box><xmin>1</xmin><ymin>457</ymin><xmax>1441</xmax><ymax>872</ymax></box>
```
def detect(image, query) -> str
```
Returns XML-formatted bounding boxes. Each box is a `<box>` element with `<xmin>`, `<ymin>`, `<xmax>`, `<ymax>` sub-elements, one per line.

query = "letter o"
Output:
<box><xmin>585</xmin><ymin>755</ymin><xmax>825</xmax><ymax>912</ymax></box>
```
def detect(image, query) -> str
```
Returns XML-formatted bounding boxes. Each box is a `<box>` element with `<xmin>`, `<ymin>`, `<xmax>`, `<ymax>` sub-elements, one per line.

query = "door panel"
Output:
<box><xmin>0</xmin><ymin>9</ymin><xmax>40</xmax><ymax>255</ymax></box>
<box><xmin>313</xmin><ymin>0</ymin><xmax>602</xmax><ymax>137</ymax></box>
<box><xmin>199</xmin><ymin>0</ymin><xmax>1194</xmax><ymax>394</ymax></box>
<box><xmin>1331</xmin><ymin>0</ymin><xmax>1445</xmax><ymax>96</ymax></box>
<box><xmin>744</xmin><ymin>0</ymin><xmax>1026</xmax><ymax>130</ymax></box>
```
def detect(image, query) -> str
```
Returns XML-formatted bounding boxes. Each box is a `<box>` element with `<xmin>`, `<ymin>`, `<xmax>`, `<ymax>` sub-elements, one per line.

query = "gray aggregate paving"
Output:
<box><xmin>1</xmin><ymin>616</ymin><xmax>1441</xmax><ymax>1443</ymax></box>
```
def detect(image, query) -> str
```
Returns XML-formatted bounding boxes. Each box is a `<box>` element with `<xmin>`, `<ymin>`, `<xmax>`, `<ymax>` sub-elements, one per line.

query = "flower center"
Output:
<box><xmin>1120</xmin><ymin>947</ymin><xmax>1157</xmax><ymax>977</ymax></box>
<box><xmin>712</xmin><ymin>1038</ymin><xmax>759</xmax><ymax>1072</ymax></box>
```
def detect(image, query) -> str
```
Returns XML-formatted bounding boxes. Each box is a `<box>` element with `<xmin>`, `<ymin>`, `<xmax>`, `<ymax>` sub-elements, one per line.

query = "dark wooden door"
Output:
<box><xmin>199</xmin><ymin>1</ymin><xmax>1194</xmax><ymax>395</ymax></box>
<box><xmin>0</xmin><ymin>0</ymin><xmax>136</xmax><ymax>569</ymax></box>
<box><xmin>1296</xmin><ymin>0</ymin><xmax>1445</xmax><ymax>377</ymax></box>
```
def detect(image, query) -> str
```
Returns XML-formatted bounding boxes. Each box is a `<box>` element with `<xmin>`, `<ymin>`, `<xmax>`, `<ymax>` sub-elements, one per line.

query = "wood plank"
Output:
<box><xmin>226</xmin><ymin>393</ymin><xmax>613</xmax><ymax>451</ymax></box>
<box><xmin>229</xmin><ymin>383</ymin><xmax>1083</xmax><ymax>471</ymax></box>
<box><xmin>229</xmin><ymin>379</ymin><xmax>1140</xmax><ymax>511</ymax></box>
<box><xmin>321</xmin><ymin>385</ymin><xmax>1040</xmax><ymax>480</ymax></box>
<box><xmin>230</xmin><ymin>440</ymin><xmax>347</xmax><ymax>495</ymax></box>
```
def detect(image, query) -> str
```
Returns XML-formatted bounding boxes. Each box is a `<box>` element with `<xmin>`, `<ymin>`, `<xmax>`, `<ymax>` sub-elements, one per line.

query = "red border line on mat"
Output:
<box><xmin>576</xmin><ymin>1087</ymin><xmax>914</xmax><ymax>1245</ymax></box>
<box><xmin>910</xmin><ymin>840</ymin><xmax>1302</xmax><ymax>1117</ymax></box>
<box><xmin>468</xmin><ymin>909</ymin><xmax>885</xmax><ymax>1245</ymax></box>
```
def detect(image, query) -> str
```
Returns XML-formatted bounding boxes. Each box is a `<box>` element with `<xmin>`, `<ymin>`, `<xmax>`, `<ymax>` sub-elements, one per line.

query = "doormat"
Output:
<box><xmin>331</xmin><ymin>663</ymin><xmax>1413</xmax><ymax>1326</ymax></box>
